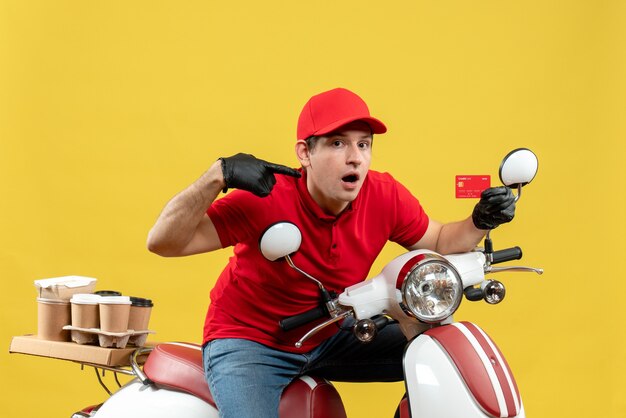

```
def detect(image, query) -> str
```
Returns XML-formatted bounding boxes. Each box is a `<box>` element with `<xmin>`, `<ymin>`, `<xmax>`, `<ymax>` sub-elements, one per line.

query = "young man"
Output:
<box><xmin>147</xmin><ymin>88</ymin><xmax>515</xmax><ymax>418</ymax></box>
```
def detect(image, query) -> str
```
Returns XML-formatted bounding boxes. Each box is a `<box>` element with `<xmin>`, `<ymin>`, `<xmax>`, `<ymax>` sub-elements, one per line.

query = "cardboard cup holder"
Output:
<box><xmin>63</xmin><ymin>295</ymin><xmax>155</xmax><ymax>348</ymax></box>
<box><xmin>63</xmin><ymin>326</ymin><xmax>154</xmax><ymax>348</ymax></box>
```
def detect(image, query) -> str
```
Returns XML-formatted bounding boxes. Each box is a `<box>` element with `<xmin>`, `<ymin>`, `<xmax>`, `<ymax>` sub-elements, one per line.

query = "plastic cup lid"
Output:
<box><xmin>94</xmin><ymin>290</ymin><xmax>122</xmax><ymax>296</ymax></box>
<box><xmin>70</xmin><ymin>293</ymin><xmax>102</xmax><ymax>304</ymax></box>
<box><xmin>99</xmin><ymin>295</ymin><xmax>132</xmax><ymax>305</ymax></box>
<box><xmin>130</xmin><ymin>296</ymin><xmax>154</xmax><ymax>307</ymax></box>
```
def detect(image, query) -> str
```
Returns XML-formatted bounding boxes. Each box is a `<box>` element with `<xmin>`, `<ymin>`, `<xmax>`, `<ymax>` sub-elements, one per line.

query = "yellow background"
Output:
<box><xmin>1</xmin><ymin>1</ymin><xmax>625</xmax><ymax>417</ymax></box>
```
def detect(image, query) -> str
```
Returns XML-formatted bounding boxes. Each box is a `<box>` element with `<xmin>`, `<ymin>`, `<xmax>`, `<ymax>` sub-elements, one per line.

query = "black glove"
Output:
<box><xmin>472</xmin><ymin>186</ymin><xmax>516</xmax><ymax>230</ymax></box>
<box><xmin>219</xmin><ymin>153</ymin><xmax>301</xmax><ymax>197</ymax></box>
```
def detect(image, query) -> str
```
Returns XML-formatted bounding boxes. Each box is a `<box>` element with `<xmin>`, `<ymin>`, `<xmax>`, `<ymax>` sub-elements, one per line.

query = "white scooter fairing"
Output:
<box><xmin>91</xmin><ymin>342</ymin><xmax>218</xmax><ymax>418</ymax></box>
<box><xmin>404</xmin><ymin>322</ymin><xmax>524</xmax><ymax>418</ymax></box>
<box><xmin>93</xmin><ymin>380</ymin><xmax>218</xmax><ymax>418</ymax></box>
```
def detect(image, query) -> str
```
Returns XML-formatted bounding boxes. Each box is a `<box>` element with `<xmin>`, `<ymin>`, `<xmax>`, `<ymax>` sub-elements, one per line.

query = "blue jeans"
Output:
<box><xmin>203</xmin><ymin>320</ymin><xmax>407</xmax><ymax>418</ymax></box>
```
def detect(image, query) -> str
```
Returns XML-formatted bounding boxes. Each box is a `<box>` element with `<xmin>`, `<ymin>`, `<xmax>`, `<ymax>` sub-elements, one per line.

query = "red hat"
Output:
<box><xmin>297</xmin><ymin>88</ymin><xmax>387</xmax><ymax>140</ymax></box>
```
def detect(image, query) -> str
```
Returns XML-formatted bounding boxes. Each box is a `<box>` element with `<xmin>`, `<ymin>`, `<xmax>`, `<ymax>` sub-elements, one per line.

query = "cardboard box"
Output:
<box><xmin>34</xmin><ymin>276</ymin><xmax>97</xmax><ymax>301</ymax></box>
<box><xmin>9</xmin><ymin>335</ymin><xmax>143</xmax><ymax>366</ymax></box>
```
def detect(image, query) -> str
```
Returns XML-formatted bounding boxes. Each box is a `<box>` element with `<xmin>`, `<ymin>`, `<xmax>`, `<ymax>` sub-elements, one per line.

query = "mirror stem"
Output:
<box><xmin>285</xmin><ymin>255</ymin><xmax>325</xmax><ymax>290</ymax></box>
<box><xmin>515</xmin><ymin>184</ymin><xmax>522</xmax><ymax>202</ymax></box>
<box><xmin>284</xmin><ymin>255</ymin><xmax>340</xmax><ymax>316</ymax></box>
<box><xmin>484</xmin><ymin>231</ymin><xmax>494</xmax><ymax>267</ymax></box>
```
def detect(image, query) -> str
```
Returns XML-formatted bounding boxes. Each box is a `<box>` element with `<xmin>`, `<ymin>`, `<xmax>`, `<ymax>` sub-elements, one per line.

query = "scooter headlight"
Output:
<box><xmin>400</xmin><ymin>254</ymin><xmax>463</xmax><ymax>323</ymax></box>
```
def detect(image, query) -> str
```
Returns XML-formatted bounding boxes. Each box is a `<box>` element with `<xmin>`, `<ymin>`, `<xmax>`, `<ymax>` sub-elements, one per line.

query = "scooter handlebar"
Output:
<box><xmin>279</xmin><ymin>305</ymin><xmax>328</xmax><ymax>332</ymax></box>
<box><xmin>491</xmin><ymin>246</ymin><xmax>523</xmax><ymax>264</ymax></box>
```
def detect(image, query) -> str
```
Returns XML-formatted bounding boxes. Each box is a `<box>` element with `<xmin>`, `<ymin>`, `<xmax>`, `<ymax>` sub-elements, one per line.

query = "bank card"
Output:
<box><xmin>455</xmin><ymin>175</ymin><xmax>491</xmax><ymax>198</ymax></box>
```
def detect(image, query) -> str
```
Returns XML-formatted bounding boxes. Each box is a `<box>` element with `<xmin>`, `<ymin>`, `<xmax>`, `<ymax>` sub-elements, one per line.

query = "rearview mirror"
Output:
<box><xmin>259</xmin><ymin>222</ymin><xmax>302</xmax><ymax>261</ymax></box>
<box><xmin>499</xmin><ymin>148</ymin><xmax>538</xmax><ymax>189</ymax></box>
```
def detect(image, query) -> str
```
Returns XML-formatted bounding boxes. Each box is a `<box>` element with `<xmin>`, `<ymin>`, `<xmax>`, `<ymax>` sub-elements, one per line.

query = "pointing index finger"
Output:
<box><xmin>265</xmin><ymin>162</ymin><xmax>302</xmax><ymax>178</ymax></box>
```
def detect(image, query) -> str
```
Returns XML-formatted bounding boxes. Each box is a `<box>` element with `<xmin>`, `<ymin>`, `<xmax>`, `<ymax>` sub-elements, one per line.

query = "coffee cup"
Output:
<box><xmin>128</xmin><ymin>297</ymin><xmax>154</xmax><ymax>331</ymax></box>
<box><xmin>70</xmin><ymin>293</ymin><xmax>102</xmax><ymax>329</ymax></box>
<box><xmin>99</xmin><ymin>296</ymin><xmax>131</xmax><ymax>333</ymax></box>
<box><xmin>37</xmin><ymin>298</ymin><xmax>71</xmax><ymax>341</ymax></box>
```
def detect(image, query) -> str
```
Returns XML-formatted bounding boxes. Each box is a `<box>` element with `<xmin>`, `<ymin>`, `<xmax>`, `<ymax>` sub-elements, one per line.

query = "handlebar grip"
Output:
<box><xmin>491</xmin><ymin>246</ymin><xmax>523</xmax><ymax>264</ymax></box>
<box><xmin>279</xmin><ymin>306</ymin><xmax>327</xmax><ymax>332</ymax></box>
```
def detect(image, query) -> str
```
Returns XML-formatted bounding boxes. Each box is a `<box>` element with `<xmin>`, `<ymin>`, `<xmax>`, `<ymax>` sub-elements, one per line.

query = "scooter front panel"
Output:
<box><xmin>423</xmin><ymin>322</ymin><xmax>522</xmax><ymax>417</ymax></box>
<box><xmin>404</xmin><ymin>335</ymin><xmax>492</xmax><ymax>417</ymax></box>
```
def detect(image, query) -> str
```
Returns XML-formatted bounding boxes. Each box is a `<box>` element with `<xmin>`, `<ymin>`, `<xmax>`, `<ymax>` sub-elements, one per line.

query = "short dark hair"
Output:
<box><xmin>305</xmin><ymin>135</ymin><xmax>321</xmax><ymax>151</ymax></box>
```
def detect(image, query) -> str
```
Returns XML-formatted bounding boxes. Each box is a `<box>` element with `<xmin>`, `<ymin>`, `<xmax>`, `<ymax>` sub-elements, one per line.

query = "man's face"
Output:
<box><xmin>297</xmin><ymin>121</ymin><xmax>373</xmax><ymax>215</ymax></box>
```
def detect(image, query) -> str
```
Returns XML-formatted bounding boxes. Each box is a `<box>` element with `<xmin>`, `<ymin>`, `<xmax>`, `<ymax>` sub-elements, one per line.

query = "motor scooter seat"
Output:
<box><xmin>142</xmin><ymin>342</ymin><xmax>347</xmax><ymax>418</ymax></box>
<box><xmin>143</xmin><ymin>343</ymin><xmax>215</xmax><ymax>405</ymax></box>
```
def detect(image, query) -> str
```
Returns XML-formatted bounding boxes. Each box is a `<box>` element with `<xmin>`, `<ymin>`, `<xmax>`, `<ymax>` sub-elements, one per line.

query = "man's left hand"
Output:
<box><xmin>472</xmin><ymin>186</ymin><xmax>516</xmax><ymax>230</ymax></box>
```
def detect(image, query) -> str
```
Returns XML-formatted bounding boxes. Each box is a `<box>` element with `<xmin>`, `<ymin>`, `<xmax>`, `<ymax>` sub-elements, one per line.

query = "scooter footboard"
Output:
<box><xmin>403</xmin><ymin>321</ymin><xmax>524</xmax><ymax>418</ymax></box>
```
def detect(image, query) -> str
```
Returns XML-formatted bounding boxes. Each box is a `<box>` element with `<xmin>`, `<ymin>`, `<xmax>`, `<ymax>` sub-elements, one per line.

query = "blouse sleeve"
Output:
<box><xmin>389</xmin><ymin>179</ymin><xmax>430</xmax><ymax>248</ymax></box>
<box><xmin>207</xmin><ymin>190</ymin><xmax>270</xmax><ymax>248</ymax></box>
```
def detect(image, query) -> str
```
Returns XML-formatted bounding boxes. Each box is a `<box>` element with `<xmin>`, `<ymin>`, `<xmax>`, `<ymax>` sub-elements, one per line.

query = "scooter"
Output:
<box><xmin>72</xmin><ymin>148</ymin><xmax>542</xmax><ymax>418</ymax></box>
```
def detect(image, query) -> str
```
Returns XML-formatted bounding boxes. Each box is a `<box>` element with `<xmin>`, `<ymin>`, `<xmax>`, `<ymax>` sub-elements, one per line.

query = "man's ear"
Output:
<box><xmin>295</xmin><ymin>140</ymin><xmax>311</xmax><ymax>168</ymax></box>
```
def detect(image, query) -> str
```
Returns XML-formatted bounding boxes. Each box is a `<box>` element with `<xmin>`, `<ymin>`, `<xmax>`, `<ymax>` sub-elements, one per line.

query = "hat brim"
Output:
<box><xmin>313</xmin><ymin>116</ymin><xmax>387</xmax><ymax>137</ymax></box>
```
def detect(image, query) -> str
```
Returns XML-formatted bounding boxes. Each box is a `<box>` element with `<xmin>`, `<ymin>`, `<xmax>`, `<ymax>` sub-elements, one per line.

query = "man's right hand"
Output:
<box><xmin>219</xmin><ymin>153</ymin><xmax>301</xmax><ymax>197</ymax></box>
